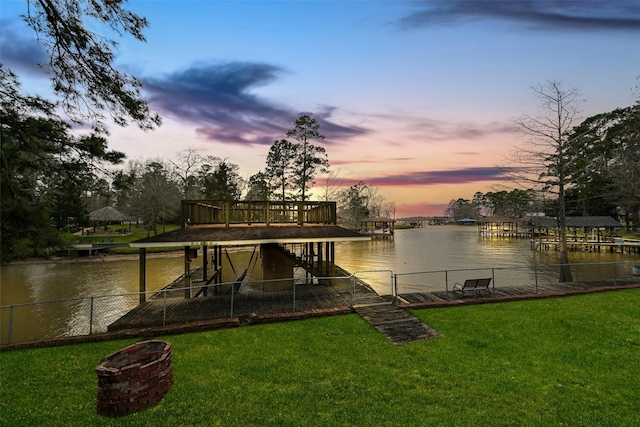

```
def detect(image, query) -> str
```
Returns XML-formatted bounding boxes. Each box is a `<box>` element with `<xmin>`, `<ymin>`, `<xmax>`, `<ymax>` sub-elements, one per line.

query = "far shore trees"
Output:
<box><xmin>129</xmin><ymin>161</ymin><xmax>181</xmax><ymax>235</ymax></box>
<box><xmin>1</xmin><ymin>1</ymin><xmax>157</xmax><ymax>260</ymax></box>
<box><xmin>1</xmin><ymin>69</ymin><xmax>127</xmax><ymax>262</ymax></box>
<box><xmin>199</xmin><ymin>157</ymin><xmax>244</xmax><ymax>201</ymax></box>
<box><xmin>246</xmin><ymin>172</ymin><xmax>271</xmax><ymax>200</ymax></box>
<box><xmin>567</xmin><ymin>104</ymin><xmax>640</xmax><ymax>230</ymax></box>
<box><xmin>338</xmin><ymin>181</ymin><xmax>390</xmax><ymax>230</ymax></box>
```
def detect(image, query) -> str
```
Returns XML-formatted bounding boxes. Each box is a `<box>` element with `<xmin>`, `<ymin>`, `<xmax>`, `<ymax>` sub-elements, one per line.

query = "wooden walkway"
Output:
<box><xmin>396</xmin><ymin>280</ymin><xmax>640</xmax><ymax>306</ymax></box>
<box><xmin>354</xmin><ymin>304</ymin><xmax>441</xmax><ymax>345</ymax></box>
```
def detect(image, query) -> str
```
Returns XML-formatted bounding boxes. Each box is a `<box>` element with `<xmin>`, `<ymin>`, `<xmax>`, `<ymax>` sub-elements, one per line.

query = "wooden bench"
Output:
<box><xmin>453</xmin><ymin>278</ymin><xmax>492</xmax><ymax>297</ymax></box>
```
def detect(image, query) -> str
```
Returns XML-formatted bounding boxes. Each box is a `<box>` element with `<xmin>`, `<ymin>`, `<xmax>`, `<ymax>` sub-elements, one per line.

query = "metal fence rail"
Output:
<box><xmin>1</xmin><ymin>261</ymin><xmax>638</xmax><ymax>345</ymax></box>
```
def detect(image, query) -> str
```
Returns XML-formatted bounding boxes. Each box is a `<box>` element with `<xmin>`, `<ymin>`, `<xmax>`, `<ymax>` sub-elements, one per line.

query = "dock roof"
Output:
<box><xmin>528</xmin><ymin>216</ymin><xmax>622</xmax><ymax>229</ymax></box>
<box><xmin>130</xmin><ymin>224</ymin><xmax>370</xmax><ymax>248</ymax></box>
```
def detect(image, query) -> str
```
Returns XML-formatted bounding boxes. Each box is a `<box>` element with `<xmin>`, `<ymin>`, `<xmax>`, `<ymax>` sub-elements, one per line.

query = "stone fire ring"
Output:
<box><xmin>96</xmin><ymin>340</ymin><xmax>173</xmax><ymax>417</ymax></box>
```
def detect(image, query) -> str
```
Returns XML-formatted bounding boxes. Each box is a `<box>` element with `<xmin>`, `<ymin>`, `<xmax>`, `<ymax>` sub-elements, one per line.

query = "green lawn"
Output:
<box><xmin>1</xmin><ymin>290</ymin><xmax>639</xmax><ymax>426</ymax></box>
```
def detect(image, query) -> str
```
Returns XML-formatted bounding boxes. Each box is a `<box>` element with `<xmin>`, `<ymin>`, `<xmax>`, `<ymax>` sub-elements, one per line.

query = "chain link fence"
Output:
<box><xmin>1</xmin><ymin>276</ymin><xmax>352</xmax><ymax>345</ymax></box>
<box><xmin>2</xmin><ymin>261</ymin><xmax>638</xmax><ymax>345</ymax></box>
<box><xmin>394</xmin><ymin>261</ymin><xmax>638</xmax><ymax>302</ymax></box>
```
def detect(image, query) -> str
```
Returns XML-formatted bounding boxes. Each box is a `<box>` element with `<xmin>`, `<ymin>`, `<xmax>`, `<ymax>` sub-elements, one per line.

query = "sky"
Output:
<box><xmin>2</xmin><ymin>0</ymin><xmax>639</xmax><ymax>217</ymax></box>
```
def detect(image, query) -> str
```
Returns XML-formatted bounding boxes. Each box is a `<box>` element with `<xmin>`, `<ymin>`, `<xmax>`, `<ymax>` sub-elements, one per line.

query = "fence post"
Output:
<box><xmin>89</xmin><ymin>297</ymin><xmax>94</xmax><ymax>335</ymax></box>
<box><xmin>230</xmin><ymin>281</ymin><xmax>235</xmax><ymax>317</ymax></box>
<box><xmin>393</xmin><ymin>274</ymin><xmax>398</xmax><ymax>305</ymax></box>
<box><xmin>445</xmin><ymin>270</ymin><xmax>449</xmax><ymax>297</ymax></box>
<box><xmin>613</xmin><ymin>263</ymin><xmax>618</xmax><ymax>286</ymax></box>
<box><xmin>491</xmin><ymin>268</ymin><xmax>496</xmax><ymax>295</ymax></box>
<box><xmin>163</xmin><ymin>290</ymin><xmax>167</xmax><ymax>326</ymax></box>
<box><xmin>350</xmin><ymin>275</ymin><xmax>355</xmax><ymax>309</ymax></box>
<box><xmin>390</xmin><ymin>271</ymin><xmax>394</xmax><ymax>304</ymax></box>
<box><xmin>292</xmin><ymin>278</ymin><xmax>296</xmax><ymax>314</ymax></box>
<box><xmin>575</xmin><ymin>264</ymin><xmax>579</xmax><ymax>288</ymax></box>
<box><xmin>8</xmin><ymin>306</ymin><xmax>14</xmax><ymax>345</ymax></box>
<box><xmin>534</xmin><ymin>265</ymin><xmax>539</xmax><ymax>294</ymax></box>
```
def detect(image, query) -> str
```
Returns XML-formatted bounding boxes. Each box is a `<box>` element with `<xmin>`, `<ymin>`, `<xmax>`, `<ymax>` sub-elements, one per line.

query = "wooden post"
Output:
<box><xmin>298</xmin><ymin>202</ymin><xmax>304</xmax><ymax>226</ymax></box>
<box><xmin>202</xmin><ymin>245</ymin><xmax>208</xmax><ymax>295</ymax></box>
<box><xmin>330</xmin><ymin>242</ymin><xmax>335</xmax><ymax>277</ymax></box>
<box><xmin>265</xmin><ymin>201</ymin><xmax>270</xmax><ymax>226</ymax></box>
<box><xmin>139</xmin><ymin>248</ymin><xmax>147</xmax><ymax>304</ymax></box>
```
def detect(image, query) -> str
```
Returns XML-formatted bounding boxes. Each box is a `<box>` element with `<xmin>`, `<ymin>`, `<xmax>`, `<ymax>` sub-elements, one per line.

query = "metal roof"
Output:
<box><xmin>478</xmin><ymin>215</ymin><xmax>521</xmax><ymax>223</ymax></box>
<box><xmin>89</xmin><ymin>206</ymin><xmax>130</xmax><ymax>222</ymax></box>
<box><xmin>130</xmin><ymin>224</ymin><xmax>371</xmax><ymax>248</ymax></box>
<box><xmin>529</xmin><ymin>216</ymin><xmax>622</xmax><ymax>228</ymax></box>
<box><xmin>360</xmin><ymin>217</ymin><xmax>396</xmax><ymax>222</ymax></box>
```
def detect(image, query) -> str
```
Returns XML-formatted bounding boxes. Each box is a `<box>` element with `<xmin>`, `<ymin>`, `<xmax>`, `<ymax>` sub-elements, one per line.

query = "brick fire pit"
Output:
<box><xmin>96</xmin><ymin>340</ymin><xmax>173</xmax><ymax>417</ymax></box>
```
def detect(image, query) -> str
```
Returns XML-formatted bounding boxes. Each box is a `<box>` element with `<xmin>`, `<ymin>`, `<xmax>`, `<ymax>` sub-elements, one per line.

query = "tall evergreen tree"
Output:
<box><xmin>286</xmin><ymin>115</ymin><xmax>329</xmax><ymax>201</ymax></box>
<box><xmin>265</xmin><ymin>139</ymin><xmax>296</xmax><ymax>202</ymax></box>
<box><xmin>1</xmin><ymin>69</ymin><xmax>125</xmax><ymax>261</ymax></box>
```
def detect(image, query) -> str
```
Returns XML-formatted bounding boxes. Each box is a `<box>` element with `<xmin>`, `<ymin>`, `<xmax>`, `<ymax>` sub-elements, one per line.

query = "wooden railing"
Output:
<box><xmin>182</xmin><ymin>200</ymin><xmax>337</xmax><ymax>227</ymax></box>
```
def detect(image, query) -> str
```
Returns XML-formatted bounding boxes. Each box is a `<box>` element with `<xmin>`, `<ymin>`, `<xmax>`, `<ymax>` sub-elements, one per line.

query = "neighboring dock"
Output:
<box><xmin>530</xmin><ymin>238</ymin><xmax>640</xmax><ymax>254</ymax></box>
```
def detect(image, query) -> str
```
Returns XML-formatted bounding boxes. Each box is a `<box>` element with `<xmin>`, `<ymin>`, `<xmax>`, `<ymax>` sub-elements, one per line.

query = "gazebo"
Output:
<box><xmin>88</xmin><ymin>206</ymin><xmax>131</xmax><ymax>234</ymax></box>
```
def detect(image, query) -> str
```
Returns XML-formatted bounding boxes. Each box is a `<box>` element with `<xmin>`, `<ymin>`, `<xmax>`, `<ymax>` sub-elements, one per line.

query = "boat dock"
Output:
<box><xmin>531</xmin><ymin>238</ymin><xmax>640</xmax><ymax>254</ymax></box>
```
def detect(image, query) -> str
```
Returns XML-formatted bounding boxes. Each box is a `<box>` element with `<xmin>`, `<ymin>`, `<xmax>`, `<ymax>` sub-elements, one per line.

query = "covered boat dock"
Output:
<box><xmin>129</xmin><ymin>200</ymin><xmax>370</xmax><ymax>303</ymax></box>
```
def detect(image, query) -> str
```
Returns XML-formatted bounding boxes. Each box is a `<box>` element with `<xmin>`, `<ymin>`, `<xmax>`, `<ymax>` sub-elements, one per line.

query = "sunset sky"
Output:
<box><xmin>2</xmin><ymin>1</ymin><xmax>639</xmax><ymax>217</ymax></box>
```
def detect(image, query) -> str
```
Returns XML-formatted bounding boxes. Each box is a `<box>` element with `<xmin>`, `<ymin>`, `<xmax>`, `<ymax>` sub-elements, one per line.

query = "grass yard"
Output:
<box><xmin>1</xmin><ymin>289</ymin><xmax>639</xmax><ymax>426</ymax></box>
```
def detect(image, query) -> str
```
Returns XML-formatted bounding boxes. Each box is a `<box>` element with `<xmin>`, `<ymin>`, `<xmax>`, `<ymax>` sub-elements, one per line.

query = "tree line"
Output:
<box><xmin>446</xmin><ymin>84</ymin><xmax>639</xmax><ymax>232</ymax></box>
<box><xmin>1</xmin><ymin>101</ymin><xmax>389</xmax><ymax>261</ymax></box>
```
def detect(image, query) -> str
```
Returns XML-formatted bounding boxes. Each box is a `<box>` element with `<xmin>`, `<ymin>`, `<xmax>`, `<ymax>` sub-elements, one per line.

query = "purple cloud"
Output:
<box><xmin>142</xmin><ymin>62</ymin><xmax>368</xmax><ymax>146</ymax></box>
<box><xmin>0</xmin><ymin>22</ymin><xmax>49</xmax><ymax>77</ymax></box>
<box><xmin>330</xmin><ymin>157</ymin><xmax>414</xmax><ymax>166</ymax></box>
<box><xmin>339</xmin><ymin>167</ymin><xmax>511</xmax><ymax>187</ymax></box>
<box><xmin>400</xmin><ymin>0</ymin><xmax>640</xmax><ymax>31</ymax></box>
<box><xmin>408</xmin><ymin>118</ymin><xmax>517</xmax><ymax>141</ymax></box>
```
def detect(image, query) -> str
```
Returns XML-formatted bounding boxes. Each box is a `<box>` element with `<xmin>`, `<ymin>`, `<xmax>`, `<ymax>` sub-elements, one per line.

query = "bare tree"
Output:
<box><xmin>170</xmin><ymin>147</ymin><xmax>203</xmax><ymax>199</ymax></box>
<box><xmin>320</xmin><ymin>169</ymin><xmax>344</xmax><ymax>202</ymax></box>
<box><xmin>511</xmin><ymin>81</ymin><xmax>582</xmax><ymax>282</ymax></box>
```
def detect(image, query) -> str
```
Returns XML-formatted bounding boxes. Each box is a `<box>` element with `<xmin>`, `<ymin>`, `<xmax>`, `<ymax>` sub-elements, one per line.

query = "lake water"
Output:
<box><xmin>1</xmin><ymin>225</ymin><xmax>637</xmax><ymax>343</ymax></box>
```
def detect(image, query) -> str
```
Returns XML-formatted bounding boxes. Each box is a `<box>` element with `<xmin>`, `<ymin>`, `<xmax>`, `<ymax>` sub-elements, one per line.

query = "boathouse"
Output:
<box><xmin>527</xmin><ymin>216</ymin><xmax>634</xmax><ymax>252</ymax></box>
<box><xmin>129</xmin><ymin>200</ymin><xmax>370</xmax><ymax>302</ymax></box>
<box><xmin>359</xmin><ymin>217</ymin><xmax>395</xmax><ymax>239</ymax></box>
<box><xmin>478</xmin><ymin>215</ymin><xmax>528</xmax><ymax>237</ymax></box>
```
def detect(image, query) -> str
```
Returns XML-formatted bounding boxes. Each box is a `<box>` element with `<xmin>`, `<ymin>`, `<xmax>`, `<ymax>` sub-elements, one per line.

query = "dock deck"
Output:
<box><xmin>109</xmin><ymin>269</ymin><xmax>639</xmax><ymax>333</ymax></box>
<box><xmin>397</xmin><ymin>279</ymin><xmax>640</xmax><ymax>307</ymax></box>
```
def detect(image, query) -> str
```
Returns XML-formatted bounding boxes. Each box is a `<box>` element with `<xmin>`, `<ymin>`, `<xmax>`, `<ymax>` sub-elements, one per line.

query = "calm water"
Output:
<box><xmin>1</xmin><ymin>226</ymin><xmax>637</xmax><ymax>343</ymax></box>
